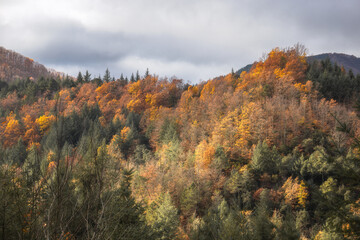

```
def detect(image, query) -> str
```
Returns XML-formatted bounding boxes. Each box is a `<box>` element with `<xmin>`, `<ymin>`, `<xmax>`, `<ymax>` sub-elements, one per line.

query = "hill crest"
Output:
<box><xmin>237</xmin><ymin>52</ymin><xmax>360</xmax><ymax>75</ymax></box>
<box><xmin>307</xmin><ymin>52</ymin><xmax>360</xmax><ymax>75</ymax></box>
<box><xmin>0</xmin><ymin>46</ymin><xmax>64</xmax><ymax>81</ymax></box>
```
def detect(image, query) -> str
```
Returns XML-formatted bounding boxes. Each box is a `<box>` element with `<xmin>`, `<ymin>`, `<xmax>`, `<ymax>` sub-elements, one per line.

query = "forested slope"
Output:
<box><xmin>1</xmin><ymin>47</ymin><xmax>360</xmax><ymax>239</ymax></box>
<box><xmin>308</xmin><ymin>53</ymin><xmax>360</xmax><ymax>75</ymax></box>
<box><xmin>0</xmin><ymin>46</ymin><xmax>63</xmax><ymax>82</ymax></box>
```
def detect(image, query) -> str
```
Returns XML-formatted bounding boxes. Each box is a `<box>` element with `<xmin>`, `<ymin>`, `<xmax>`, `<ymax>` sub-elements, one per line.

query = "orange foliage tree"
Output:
<box><xmin>1</xmin><ymin>112</ymin><xmax>23</xmax><ymax>147</ymax></box>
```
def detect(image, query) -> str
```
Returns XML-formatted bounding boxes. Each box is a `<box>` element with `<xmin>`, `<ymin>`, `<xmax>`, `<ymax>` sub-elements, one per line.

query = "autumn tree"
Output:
<box><xmin>1</xmin><ymin>112</ymin><xmax>23</xmax><ymax>147</ymax></box>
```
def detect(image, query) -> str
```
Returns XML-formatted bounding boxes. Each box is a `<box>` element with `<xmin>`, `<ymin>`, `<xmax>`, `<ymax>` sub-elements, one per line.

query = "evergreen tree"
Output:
<box><xmin>159</xmin><ymin>118</ymin><xmax>179</xmax><ymax>144</ymax></box>
<box><xmin>6</xmin><ymin>138</ymin><xmax>27</xmax><ymax>165</ymax></box>
<box><xmin>136</xmin><ymin>70</ymin><xmax>140</xmax><ymax>81</ymax></box>
<box><xmin>47</xmin><ymin>78</ymin><xmax>60</xmax><ymax>93</ymax></box>
<box><xmin>190</xmin><ymin>199</ymin><xmax>251</xmax><ymax>240</ymax></box>
<box><xmin>106</xmin><ymin>168</ymin><xmax>153</xmax><ymax>240</ymax></box>
<box><xmin>181</xmin><ymin>183</ymin><xmax>199</xmax><ymax>217</ymax></box>
<box><xmin>130</xmin><ymin>73</ymin><xmax>135</xmax><ymax>82</ymax></box>
<box><xmin>103</xmin><ymin>68</ymin><xmax>111</xmax><ymax>82</ymax></box>
<box><xmin>146</xmin><ymin>192</ymin><xmax>179</xmax><ymax>240</ymax></box>
<box><xmin>0</xmin><ymin>164</ymin><xmax>28</xmax><ymax>240</ymax></box>
<box><xmin>77</xmin><ymin>71</ymin><xmax>83</xmax><ymax>83</ymax></box>
<box><xmin>92</xmin><ymin>75</ymin><xmax>103</xmax><ymax>86</ymax></box>
<box><xmin>251</xmin><ymin>189</ymin><xmax>274</xmax><ymax>240</ymax></box>
<box><xmin>119</xmin><ymin>73</ymin><xmax>128</xmax><ymax>86</ymax></box>
<box><xmin>61</xmin><ymin>75</ymin><xmax>76</xmax><ymax>88</ymax></box>
<box><xmin>251</xmin><ymin>141</ymin><xmax>280</xmax><ymax>175</ymax></box>
<box><xmin>84</xmin><ymin>70</ymin><xmax>91</xmax><ymax>82</ymax></box>
<box><xmin>276</xmin><ymin>208</ymin><xmax>300</xmax><ymax>240</ymax></box>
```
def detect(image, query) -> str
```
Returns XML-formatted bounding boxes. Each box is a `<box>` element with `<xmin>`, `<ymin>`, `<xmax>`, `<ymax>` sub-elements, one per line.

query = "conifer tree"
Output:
<box><xmin>276</xmin><ymin>208</ymin><xmax>300</xmax><ymax>240</ymax></box>
<box><xmin>103</xmin><ymin>68</ymin><xmax>111</xmax><ymax>82</ymax></box>
<box><xmin>77</xmin><ymin>71</ymin><xmax>83</xmax><ymax>83</ymax></box>
<box><xmin>251</xmin><ymin>189</ymin><xmax>274</xmax><ymax>240</ymax></box>
<box><xmin>136</xmin><ymin>70</ymin><xmax>140</xmax><ymax>81</ymax></box>
<box><xmin>130</xmin><ymin>73</ymin><xmax>135</xmax><ymax>82</ymax></box>
<box><xmin>107</xmin><ymin>168</ymin><xmax>153</xmax><ymax>240</ymax></box>
<box><xmin>251</xmin><ymin>141</ymin><xmax>280</xmax><ymax>175</ymax></box>
<box><xmin>84</xmin><ymin>70</ymin><xmax>91</xmax><ymax>82</ymax></box>
<box><xmin>146</xmin><ymin>192</ymin><xmax>179</xmax><ymax>240</ymax></box>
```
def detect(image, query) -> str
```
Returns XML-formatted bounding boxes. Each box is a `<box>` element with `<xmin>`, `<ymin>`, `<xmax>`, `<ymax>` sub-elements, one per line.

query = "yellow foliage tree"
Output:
<box><xmin>195</xmin><ymin>140</ymin><xmax>215</xmax><ymax>169</ymax></box>
<box><xmin>235</xmin><ymin>102</ymin><xmax>255</xmax><ymax>158</ymax></box>
<box><xmin>35</xmin><ymin>113</ymin><xmax>55</xmax><ymax>134</ymax></box>
<box><xmin>22</xmin><ymin>115</ymin><xmax>41</xmax><ymax>146</ymax></box>
<box><xmin>120</xmin><ymin>126</ymin><xmax>131</xmax><ymax>141</ymax></box>
<box><xmin>2</xmin><ymin>112</ymin><xmax>23</xmax><ymax>147</ymax></box>
<box><xmin>298</xmin><ymin>180</ymin><xmax>308</xmax><ymax>208</ymax></box>
<box><xmin>282</xmin><ymin>177</ymin><xmax>300</xmax><ymax>207</ymax></box>
<box><xmin>282</xmin><ymin>176</ymin><xmax>308</xmax><ymax>208</ymax></box>
<box><xmin>107</xmin><ymin>134</ymin><xmax>125</xmax><ymax>163</ymax></box>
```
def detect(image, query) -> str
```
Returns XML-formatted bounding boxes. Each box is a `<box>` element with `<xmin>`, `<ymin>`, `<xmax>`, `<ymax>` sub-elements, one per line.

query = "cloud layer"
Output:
<box><xmin>1</xmin><ymin>0</ymin><xmax>359</xmax><ymax>82</ymax></box>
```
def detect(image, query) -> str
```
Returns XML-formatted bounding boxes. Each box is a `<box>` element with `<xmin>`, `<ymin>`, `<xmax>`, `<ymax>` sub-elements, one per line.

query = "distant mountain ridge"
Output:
<box><xmin>236</xmin><ymin>53</ymin><xmax>360</xmax><ymax>75</ymax></box>
<box><xmin>0</xmin><ymin>46</ymin><xmax>64</xmax><ymax>82</ymax></box>
<box><xmin>235</xmin><ymin>64</ymin><xmax>253</xmax><ymax>75</ymax></box>
<box><xmin>307</xmin><ymin>53</ymin><xmax>360</xmax><ymax>75</ymax></box>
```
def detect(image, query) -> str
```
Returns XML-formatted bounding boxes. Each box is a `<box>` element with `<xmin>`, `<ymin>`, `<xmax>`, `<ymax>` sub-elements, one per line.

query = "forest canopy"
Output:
<box><xmin>1</xmin><ymin>46</ymin><xmax>360</xmax><ymax>239</ymax></box>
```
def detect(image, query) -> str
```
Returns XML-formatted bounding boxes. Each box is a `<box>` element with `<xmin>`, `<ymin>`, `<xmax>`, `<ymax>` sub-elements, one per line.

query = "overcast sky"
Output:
<box><xmin>1</xmin><ymin>0</ymin><xmax>359</xmax><ymax>83</ymax></box>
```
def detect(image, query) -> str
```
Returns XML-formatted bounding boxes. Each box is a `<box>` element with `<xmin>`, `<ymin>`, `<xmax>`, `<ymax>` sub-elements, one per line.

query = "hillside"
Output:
<box><xmin>308</xmin><ymin>53</ymin><xmax>360</xmax><ymax>75</ymax></box>
<box><xmin>237</xmin><ymin>52</ymin><xmax>360</xmax><ymax>75</ymax></box>
<box><xmin>1</xmin><ymin>47</ymin><xmax>360</xmax><ymax>239</ymax></box>
<box><xmin>0</xmin><ymin>46</ymin><xmax>63</xmax><ymax>81</ymax></box>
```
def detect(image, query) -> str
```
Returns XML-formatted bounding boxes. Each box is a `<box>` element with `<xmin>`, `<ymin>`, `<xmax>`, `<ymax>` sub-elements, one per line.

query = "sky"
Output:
<box><xmin>1</xmin><ymin>0</ymin><xmax>359</xmax><ymax>83</ymax></box>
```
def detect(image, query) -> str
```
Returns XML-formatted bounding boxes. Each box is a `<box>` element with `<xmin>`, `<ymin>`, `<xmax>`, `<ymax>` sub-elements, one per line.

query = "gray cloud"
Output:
<box><xmin>0</xmin><ymin>0</ymin><xmax>359</xmax><ymax>82</ymax></box>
